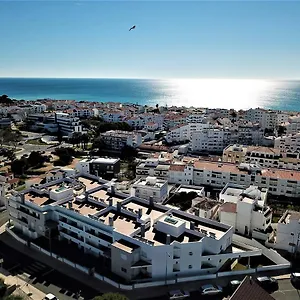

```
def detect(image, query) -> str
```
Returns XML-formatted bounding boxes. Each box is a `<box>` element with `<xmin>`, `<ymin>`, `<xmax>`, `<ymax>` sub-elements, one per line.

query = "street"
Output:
<box><xmin>0</xmin><ymin>239</ymin><xmax>99</xmax><ymax>300</ymax></box>
<box><xmin>272</xmin><ymin>279</ymin><xmax>300</xmax><ymax>300</ymax></box>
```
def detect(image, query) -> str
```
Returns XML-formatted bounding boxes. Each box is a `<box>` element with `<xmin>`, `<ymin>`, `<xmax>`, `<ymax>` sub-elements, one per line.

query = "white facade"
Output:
<box><xmin>190</xmin><ymin>128</ymin><xmax>231</xmax><ymax>153</ymax></box>
<box><xmin>269</xmin><ymin>211</ymin><xmax>300</xmax><ymax>253</ymax></box>
<box><xmin>5</xmin><ymin>174</ymin><xmax>264</xmax><ymax>283</ymax></box>
<box><xmin>220</xmin><ymin>197</ymin><xmax>272</xmax><ymax>239</ymax></box>
<box><xmin>275</xmin><ymin>133</ymin><xmax>300</xmax><ymax>154</ymax></box>
<box><xmin>55</xmin><ymin>112</ymin><xmax>84</xmax><ymax>137</ymax></box>
<box><xmin>101</xmin><ymin>130</ymin><xmax>142</xmax><ymax>150</ymax></box>
<box><xmin>131</xmin><ymin>176</ymin><xmax>168</xmax><ymax>202</ymax></box>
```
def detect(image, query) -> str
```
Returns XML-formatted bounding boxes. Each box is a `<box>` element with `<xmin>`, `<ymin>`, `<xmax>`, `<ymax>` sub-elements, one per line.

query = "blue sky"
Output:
<box><xmin>0</xmin><ymin>1</ymin><xmax>300</xmax><ymax>79</ymax></box>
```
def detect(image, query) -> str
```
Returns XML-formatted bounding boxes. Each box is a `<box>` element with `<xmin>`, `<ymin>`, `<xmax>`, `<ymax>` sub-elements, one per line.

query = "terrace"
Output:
<box><xmin>24</xmin><ymin>192</ymin><xmax>55</xmax><ymax>207</ymax></box>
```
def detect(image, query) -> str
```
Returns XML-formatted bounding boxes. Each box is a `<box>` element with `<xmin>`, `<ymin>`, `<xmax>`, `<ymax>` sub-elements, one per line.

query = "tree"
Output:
<box><xmin>120</xmin><ymin>145</ymin><xmax>138</xmax><ymax>161</ymax></box>
<box><xmin>92</xmin><ymin>293</ymin><xmax>129</xmax><ymax>300</ymax></box>
<box><xmin>27</xmin><ymin>151</ymin><xmax>45</xmax><ymax>168</ymax></box>
<box><xmin>53</xmin><ymin>147</ymin><xmax>75</xmax><ymax>166</ymax></box>
<box><xmin>11</xmin><ymin>159</ymin><xmax>27</xmax><ymax>175</ymax></box>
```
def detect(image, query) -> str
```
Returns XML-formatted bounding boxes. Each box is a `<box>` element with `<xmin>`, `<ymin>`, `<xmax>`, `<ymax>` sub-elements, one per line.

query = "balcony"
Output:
<box><xmin>59</xmin><ymin>220</ymin><xmax>84</xmax><ymax>234</ymax></box>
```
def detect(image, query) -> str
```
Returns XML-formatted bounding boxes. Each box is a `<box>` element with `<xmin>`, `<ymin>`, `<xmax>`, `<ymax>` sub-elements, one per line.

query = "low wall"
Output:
<box><xmin>5</xmin><ymin>227</ymin><xmax>291</xmax><ymax>291</ymax></box>
<box><xmin>6</xmin><ymin>226</ymin><xmax>27</xmax><ymax>245</ymax></box>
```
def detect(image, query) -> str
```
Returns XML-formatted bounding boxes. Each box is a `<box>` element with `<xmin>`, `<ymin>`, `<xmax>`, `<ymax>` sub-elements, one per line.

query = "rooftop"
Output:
<box><xmin>24</xmin><ymin>192</ymin><xmax>54</xmax><ymax>207</ymax></box>
<box><xmin>220</xmin><ymin>202</ymin><xmax>237</xmax><ymax>213</ymax></box>
<box><xmin>78</xmin><ymin>177</ymin><xmax>101</xmax><ymax>191</ymax></box>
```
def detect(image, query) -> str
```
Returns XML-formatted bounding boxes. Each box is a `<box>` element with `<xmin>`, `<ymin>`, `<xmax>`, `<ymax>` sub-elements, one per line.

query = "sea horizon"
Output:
<box><xmin>1</xmin><ymin>77</ymin><xmax>300</xmax><ymax>111</ymax></box>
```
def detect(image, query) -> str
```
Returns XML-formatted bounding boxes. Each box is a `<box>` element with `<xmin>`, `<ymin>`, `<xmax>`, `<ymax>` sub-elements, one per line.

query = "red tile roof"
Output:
<box><xmin>230</xmin><ymin>276</ymin><xmax>275</xmax><ymax>300</ymax></box>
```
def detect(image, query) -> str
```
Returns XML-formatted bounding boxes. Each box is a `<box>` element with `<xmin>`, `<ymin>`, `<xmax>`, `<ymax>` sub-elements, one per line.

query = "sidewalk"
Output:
<box><xmin>0</xmin><ymin>268</ymin><xmax>46</xmax><ymax>300</ymax></box>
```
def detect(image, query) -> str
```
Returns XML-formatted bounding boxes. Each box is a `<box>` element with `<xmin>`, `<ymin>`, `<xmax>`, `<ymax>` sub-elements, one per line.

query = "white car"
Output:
<box><xmin>200</xmin><ymin>284</ymin><xmax>223</xmax><ymax>295</ymax></box>
<box><xmin>44</xmin><ymin>294</ymin><xmax>59</xmax><ymax>300</ymax></box>
<box><xmin>168</xmin><ymin>290</ymin><xmax>190</xmax><ymax>299</ymax></box>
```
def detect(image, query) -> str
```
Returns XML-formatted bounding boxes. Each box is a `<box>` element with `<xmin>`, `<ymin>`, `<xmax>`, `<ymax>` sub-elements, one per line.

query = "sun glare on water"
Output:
<box><xmin>162</xmin><ymin>79</ymin><xmax>276</xmax><ymax>109</ymax></box>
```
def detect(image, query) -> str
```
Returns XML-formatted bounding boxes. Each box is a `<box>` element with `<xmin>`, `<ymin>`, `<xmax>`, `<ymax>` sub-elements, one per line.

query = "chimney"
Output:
<box><xmin>166</xmin><ymin>234</ymin><xmax>171</xmax><ymax>245</ymax></box>
<box><xmin>117</xmin><ymin>202</ymin><xmax>121</xmax><ymax>212</ymax></box>
<box><xmin>68</xmin><ymin>201</ymin><xmax>73</xmax><ymax>209</ymax></box>
<box><xmin>109</xmin><ymin>217</ymin><xmax>114</xmax><ymax>227</ymax></box>
<box><xmin>140</xmin><ymin>224</ymin><xmax>145</xmax><ymax>237</ymax></box>
<box><xmin>138</xmin><ymin>208</ymin><xmax>143</xmax><ymax>218</ymax></box>
<box><xmin>108</xmin><ymin>198</ymin><xmax>113</xmax><ymax>207</ymax></box>
<box><xmin>190</xmin><ymin>221</ymin><xmax>195</xmax><ymax>230</ymax></box>
<box><xmin>111</xmin><ymin>183</ymin><xmax>115</xmax><ymax>194</ymax></box>
<box><xmin>149</xmin><ymin>196</ymin><xmax>154</xmax><ymax>206</ymax></box>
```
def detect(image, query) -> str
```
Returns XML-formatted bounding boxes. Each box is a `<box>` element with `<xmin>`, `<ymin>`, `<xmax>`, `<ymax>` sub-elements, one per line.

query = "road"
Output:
<box><xmin>0</xmin><ymin>239</ymin><xmax>99</xmax><ymax>300</ymax></box>
<box><xmin>272</xmin><ymin>279</ymin><xmax>300</xmax><ymax>300</ymax></box>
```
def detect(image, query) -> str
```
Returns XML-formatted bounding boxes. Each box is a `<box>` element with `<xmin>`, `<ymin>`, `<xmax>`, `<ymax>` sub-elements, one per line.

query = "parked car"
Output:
<box><xmin>291</xmin><ymin>273</ymin><xmax>300</xmax><ymax>288</ymax></box>
<box><xmin>229</xmin><ymin>279</ymin><xmax>241</xmax><ymax>292</ymax></box>
<box><xmin>44</xmin><ymin>294</ymin><xmax>59</xmax><ymax>300</ymax></box>
<box><xmin>168</xmin><ymin>290</ymin><xmax>190</xmax><ymax>299</ymax></box>
<box><xmin>200</xmin><ymin>284</ymin><xmax>223</xmax><ymax>295</ymax></box>
<box><xmin>256</xmin><ymin>276</ymin><xmax>278</xmax><ymax>291</ymax></box>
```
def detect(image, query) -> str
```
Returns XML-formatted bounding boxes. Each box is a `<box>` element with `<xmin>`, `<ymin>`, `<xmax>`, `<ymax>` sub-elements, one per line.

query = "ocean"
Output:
<box><xmin>0</xmin><ymin>78</ymin><xmax>300</xmax><ymax>111</ymax></box>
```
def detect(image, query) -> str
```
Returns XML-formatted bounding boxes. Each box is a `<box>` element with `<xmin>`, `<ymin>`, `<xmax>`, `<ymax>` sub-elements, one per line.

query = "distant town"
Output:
<box><xmin>1</xmin><ymin>94</ymin><xmax>300</xmax><ymax>300</ymax></box>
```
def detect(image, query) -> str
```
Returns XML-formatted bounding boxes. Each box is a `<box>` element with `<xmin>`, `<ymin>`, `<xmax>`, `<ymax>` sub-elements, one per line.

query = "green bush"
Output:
<box><xmin>92</xmin><ymin>293</ymin><xmax>129</xmax><ymax>300</ymax></box>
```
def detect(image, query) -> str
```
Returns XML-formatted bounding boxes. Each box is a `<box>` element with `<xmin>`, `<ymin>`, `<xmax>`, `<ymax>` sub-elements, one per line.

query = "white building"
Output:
<box><xmin>244</xmin><ymin>146</ymin><xmax>281</xmax><ymax>168</ymax></box>
<box><xmin>219</xmin><ymin>195</ymin><xmax>272</xmax><ymax>240</ymax></box>
<box><xmin>101</xmin><ymin>130</ymin><xmax>142</xmax><ymax>150</ymax></box>
<box><xmin>189</xmin><ymin>197</ymin><xmax>219</xmax><ymax>220</ymax></box>
<box><xmin>190</xmin><ymin>128</ymin><xmax>231</xmax><ymax>153</ymax></box>
<box><xmin>285</xmin><ymin>115</ymin><xmax>300</xmax><ymax>135</ymax></box>
<box><xmin>267</xmin><ymin>210</ymin><xmax>300</xmax><ymax>253</ymax></box>
<box><xmin>131</xmin><ymin>176</ymin><xmax>168</xmax><ymax>203</ymax></box>
<box><xmin>6</xmin><ymin>174</ymin><xmax>265</xmax><ymax>284</ymax></box>
<box><xmin>54</xmin><ymin>112</ymin><xmax>84</xmax><ymax>137</ymax></box>
<box><xmin>274</xmin><ymin>133</ymin><xmax>300</xmax><ymax>154</ymax></box>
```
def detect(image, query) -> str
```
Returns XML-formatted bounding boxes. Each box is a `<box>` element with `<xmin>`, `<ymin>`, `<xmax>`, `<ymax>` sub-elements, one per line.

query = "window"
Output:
<box><xmin>189</xmin><ymin>252</ymin><xmax>193</xmax><ymax>256</ymax></box>
<box><xmin>188</xmin><ymin>265</ymin><xmax>192</xmax><ymax>269</ymax></box>
<box><xmin>121</xmin><ymin>267</ymin><xmax>127</xmax><ymax>273</ymax></box>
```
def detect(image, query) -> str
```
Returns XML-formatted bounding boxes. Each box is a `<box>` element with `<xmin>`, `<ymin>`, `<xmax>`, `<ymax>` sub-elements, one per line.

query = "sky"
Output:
<box><xmin>0</xmin><ymin>1</ymin><xmax>300</xmax><ymax>79</ymax></box>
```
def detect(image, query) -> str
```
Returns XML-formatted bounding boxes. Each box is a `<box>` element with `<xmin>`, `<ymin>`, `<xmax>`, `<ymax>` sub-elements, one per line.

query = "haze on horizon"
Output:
<box><xmin>1</xmin><ymin>1</ymin><xmax>300</xmax><ymax>79</ymax></box>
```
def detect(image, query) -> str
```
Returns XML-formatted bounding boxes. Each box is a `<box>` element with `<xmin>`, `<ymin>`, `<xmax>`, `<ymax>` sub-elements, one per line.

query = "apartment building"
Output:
<box><xmin>6</xmin><ymin>174</ymin><xmax>263</xmax><ymax>283</ymax></box>
<box><xmin>190</xmin><ymin>128</ymin><xmax>231</xmax><ymax>153</ymax></box>
<box><xmin>101</xmin><ymin>111</ymin><xmax>125</xmax><ymax>123</ymax></box>
<box><xmin>54</xmin><ymin>112</ymin><xmax>84</xmax><ymax>137</ymax></box>
<box><xmin>100</xmin><ymin>130</ymin><xmax>142</xmax><ymax>150</ymax></box>
<box><xmin>219</xmin><ymin>185</ymin><xmax>273</xmax><ymax>241</ymax></box>
<box><xmin>267</xmin><ymin>210</ymin><xmax>300</xmax><ymax>253</ymax></box>
<box><xmin>235</xmin><ymin>123</ymin><xmax>264</xmax><ymax>145</ymax></box>
<box><xmin>224</xmin><ymin>145</ymin><xmax>300</xmax><ymax>170</ymax></box>
<box><xmin>76</xmin><ymin>157</ymin><xmax>121</xmax><ymax>178</ymax></box>
<box><xmin>244</xmin><ymin>109</ymin><xmax>289</xmax><ymax>130</ymax></box>
<box><xmin>285</xmin><ymin>115</ymin><xmax>300</xmax><ymax>135</ymax></box>
<box><xmin>131</xmin><ymin>176</ymin><xmax>168</xmax><ymax>203</ymax></box>
<box><xmin>219</xmin><ymin>183</ymin><xmax>267</xmax><ymax>207</ymax></box>
<box><xmin>244</xmin><ymin>146</ymin><xmax>281</xmax><ymax>168</ymax></box>
<box><xmin>274</xmin><ymin>133</ymin><xmax>300</xmax><ymax>154</ymax></box>
<box><xmin>136</xmin><ymin>155</ymin><xmax>300</xmax><ymax>198</ymax></box>
<box><xmin>223</xmin><ymin>145</ymin><xmax>247</xmax><ymax>164</ymax></box>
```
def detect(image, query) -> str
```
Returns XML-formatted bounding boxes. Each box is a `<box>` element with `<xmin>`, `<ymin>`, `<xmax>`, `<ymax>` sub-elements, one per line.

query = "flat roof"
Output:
<box><xmin>78</xmin><ymin>177</ymin><xmax>101</xmax><ymax>191</ymax></box>
<box><xmin>224</xmin><ymin>187</ymin><xmax>243</xmax><ymax>197</ymax></box>
<box><xmin>123</xmin><ymin>200</ymin><xmax>165</xmax><ymax>221</ymax></box>
<box><xmin>69</xmin><ymin>200</ymin><xmax>104</xmax><ymax>216</ymax></box>
<box><xmin>24</xmin><ymin>192</ymin><xmax>54</xmax><ymax>207</ymax></box>
<box><xmin>92</xmin><ymin>157</ymin><xmax>120</xmax><ymax>164</ymax></box>
<box><xmin>98</xmin><ymin>211</ymin><xmax>137</xmax><ymax>236</ymax></box>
